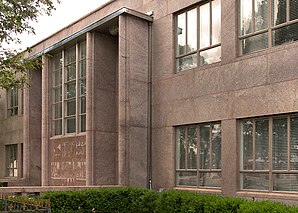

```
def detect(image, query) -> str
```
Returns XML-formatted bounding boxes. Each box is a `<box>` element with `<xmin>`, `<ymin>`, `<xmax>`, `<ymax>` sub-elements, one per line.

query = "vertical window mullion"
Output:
<box><xmin>76</xmin><ymin>44</ymin><xmax>79</xmax><ymax>134</ymax></box>
<box><xmin>269</xmin><ymin>117</ymin><xmax>273</xmax><ymax>192</ymax></box>
<box><xmin>286</xmin><ymin>0</ymin><xmax>290</xmax><ymax>22</ymax></box>
<box><xmin>62</xmin><ymin>50</ymin><xmax>65</xmax><ymax>135</ymax></box>
<box><xmin>268</xmin><ymin>0</ymin><xmax>273</xmax><ymax>48</ymax></box>
<box><xmin>253</xmin><ymin>119</ymin><xmax>256</xmax><ymax>171</ymax></box>
<box><xmin>252</xmin><ymin>0</ymin><xmax>256</xmax><ymax>32</ymax></box>
<box><xmin>287</xmin><ymin>115</ymin><xmax>291</xmax><ymax>171</ymax></box>
<box><xmin>197</xmin><ymin>125</ymin><xmax>200</xmax><ymax>187</ymax></box>
<box><xmin>209</xmin><ymin>0</ymin><xmax>213</xmax><ymax>47</ymax></box>
<box><xmin>209</xmin><ymin>124</ymin><xmax>213</xmax><ymax>171</ymax></box>
<box><xmin>185</xmin><ymin>126</ymin><xmax>189</xmax><ymax>170</ymax></box>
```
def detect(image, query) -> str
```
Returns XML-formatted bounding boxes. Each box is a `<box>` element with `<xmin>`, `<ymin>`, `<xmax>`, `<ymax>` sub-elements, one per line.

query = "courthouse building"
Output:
<box><xmin>1</xmin><ymin>0</ymin><xmax>298</xmax><ymax>203</ymax></box>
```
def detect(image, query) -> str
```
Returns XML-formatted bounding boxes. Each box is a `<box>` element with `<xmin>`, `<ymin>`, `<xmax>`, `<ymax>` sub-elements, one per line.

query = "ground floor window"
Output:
<box><xmin>176</xmin><ymin>122</ymin><xmax>221</xmax><ymax>188</ymax></box>
<box><xmin>240</xmin><ymin>114</ymin><xmax>298</xmax><ymax>192</ymax></box>
<box><xmin>5</xmin><ymin>144</ymin><xmax>19</xmax><ymax>177</ymax></box>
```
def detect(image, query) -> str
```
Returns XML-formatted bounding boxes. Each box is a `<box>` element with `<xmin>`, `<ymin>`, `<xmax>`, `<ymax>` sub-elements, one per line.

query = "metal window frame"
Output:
<box><xmin>7</xmin><ymin>88</ymin><xmax>19</xmax><ymax>117</ymax></box>
<box><xmin>175</xmin><ymin>122</ymin><xmax>222</xmax><ymax>188</ymax></box>
<box><xmin>239</xmin><ymin>0</ymin><xmax>298</xmax><ymax>55</ymax></box>
<box><xmin>51</xmin><ymin>41</ymin><xmax>87</xmax><ymax>136</ymax></box>
<box><xmin>175</xmin><ymin>0</ymin><xmax>222</xmax><ymax>72</ymax></box>
<box><xmin>240</xmin><ymin>114</ymin><xmax>298</xmax><ymax>192</ymax></box>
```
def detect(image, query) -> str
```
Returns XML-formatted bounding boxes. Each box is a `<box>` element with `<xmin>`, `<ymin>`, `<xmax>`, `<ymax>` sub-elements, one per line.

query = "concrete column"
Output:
<box><xmin>118</xmin><ymin>14</ymin><xmax>150</xmax><ymax>187</ymax></box>
<box><xmin>41</xmin><ymin>55</ymin><xmax>49</xmax><ymax>186</ymax></box>
<box><xmin>23</xmin><ymin>87</ymin><xmax>30</xmax><ymax>180</ymax></box>
<box><xmin>86</xmin><ymin>32</ymin><xmax>95</xmax><ymax>186</ymax></box>
<box><xmin>221</xmin><ymin>119</ymin><xmax>238</xmax><ymax>195</ymax></box>
<box><xmin>221</xmin><ymin>0</ymin><xmax>237</xmax><ymax>63</ymax></box>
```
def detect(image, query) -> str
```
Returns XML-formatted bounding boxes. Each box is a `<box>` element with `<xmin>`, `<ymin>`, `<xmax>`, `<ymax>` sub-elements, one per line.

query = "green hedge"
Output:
<box><xmin>1</xmin><ymin>187</ymin><xmax>297</xmax><ymax>212</ymax></box>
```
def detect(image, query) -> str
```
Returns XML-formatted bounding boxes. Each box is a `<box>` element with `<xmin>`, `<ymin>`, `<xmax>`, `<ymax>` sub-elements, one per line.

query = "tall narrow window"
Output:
<box><xmin>240</xmin><ymin>114</ymin><xmax>298</xmax><ymax>192</ymax></box>
<box><xmin>52</xmin><ymin>41</ymin><xmax>86</xmax><ymax>136</ymax></box>
<box><xmin>6</xmin><ymin>144</ymin><xmax>18</xmax><ymax>177</ymax></box>
<box><xmin>7</xmin><ymin>88</ymin><xmax>18</xmax><ymax>117</ymax></box>
<box><xmin>176</xmin><ymin>0</ymin><xmax>221</xmax><ymax>72</ymax></box>
<box><xmin>239</xmin><ymin>0</ymin><xmax>298</xmax><ymax>55</ymax></box>
<box><xmin>176</xmin><ymin>122</ymin><xmax>222</xmax><ymax>188</ymax></box>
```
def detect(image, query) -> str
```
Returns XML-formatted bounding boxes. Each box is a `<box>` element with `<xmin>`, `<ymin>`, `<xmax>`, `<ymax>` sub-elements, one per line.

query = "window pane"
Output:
<box><xmin>290</xmin><ymin>0</ymin><xmax>298</xmax><ymax>21</ymax></box>
<box><xmin>79</xmin><ymin>60</ymin><xmax>86</xmax><ymax>78</ymax></box>
<box><xmin>66</xmin><ymin>118</ymin><xmax>76</xmax><ymax>133</ymax></box>
<box><xmin>176</xmin><ymin>171</ymin><xmax>197</xmax><ymax>186</ymax></box>
<box><xmin>200</xmin><ymin>46</ymin><xmax>221</xmax><ymax>66</ymax></box>
<box><xmin>80</xmin><ymin>79</ymin><xmax>86</xmax><ymax>96</ymax></box>
<box><xmin>199</xmin><ymin>172</ymin><xmax>221</xmax><ymax>188</ymax></box>
<box><xmin>66</xmin><ymin>83</ymin><xmax>76</xmax><ymax>99</ymax></box>
<box><xmin>272</xmin><ymin>22</ymin><xmax>298</xmax><ymax>46</ymax></box>
<box><xmin>290</xmin><ymin>116</ymin><xmax>298</xmax><ymax>170</ymax></box>
<box><xmin>177</xmin><ymin>12</ymin><xmax>186</xmax><ymax>56</ymax></box>
<box><xmin>272</xmin><ymin>0</ymin><xmax>287</xmax><ymax>26</ymax></box>
<box><xmin>273</xmin><ymin>174</ymin><xmax>298</xmax><ymax>191</ymax></box>
<box><xmin>241</xmin><ymin>120</ymin><xmax>254</xmax><ymax>170</ymax></box>
<box><xmin>255</xmin><ymin>0</ymin><xmax>269</xmax><ymax>31</ymax></box>
<box><xmin>187</xmin><ymin>8</ymin><xmax>197</xmax><ymax>52</ymax></box>
<box><xmin>177</xmin><ymin>53</ymin><xmax>197</xmax><ymax>72</ymax></box>
<box><xmin>241</xmin><ymin>32</ymin><xmax>268</xmax><ymax>54</ymax></box>
<box><xmin>176</xmin><ymin>127</ymin><xmax>186</xmax><ymax>169</ymax></box>
<box><xmin>66</xmin><ymin>64</ymin><xmax>76</xmax><ymax>81</ymax></box>
<box><xmin>255</xmin><ymin>119</ymin><xmax>269</xmax><ymax>170</ymax></box>
<box><xmin>79</xmin><ymin>41</ymin><xmax>86</xmax><ymax>60</ymax></box>
<box><xmin>212</xmin><ymin>124</ymin><xmax>221</xmax><ymax>169</ymax></box>
<box><xmin>273</xmin><ymin>117</ymin><xmax>288</xmax><ymax>170</ymax></box>
<box><xmin>80</xmin><ymin>115</ymin><xmax>86</xmax><ymax>132</ymax></box>
<box><xmin>53</xmin><ymin>87</ymin><xmax>62</xmax><ymax>102</ymax></box>
<box><xmin>200</xmin><ymin>124</ymin><xmax>210</xmax><ymax>169</ymax></box>
<box><xmin>66</xmin><ymin>100</ymin><xmax>76</xmax><ymax>116</ymax></box>
<box><xmin>80</xmin><ymin>96</ymin><xmax>86</xmax><ymax>114</ymax></box>
<box><xmin>65</xmin><ymin>46</ymin><xmax>76</xmax><ymax>64</ymax></box>
<box><xmin>240</xmin><ymin>0</ymin><xmax>253</xmax><ymax>35</ymax></box>
<box><xmin>53</xmin><ymin>53</ymin><xmax>62</xmax><ymax>70</ymax></box>
<box><xmin>53</xmin><ymin>70</ymin><xmax>62</xmax><ymax>86</ymax></box>
<box><xmin>54</xmin><ymin>103</ymin><xmax>62</xmax><ymax>119</ymax></box>
<box><xmin>187</xmin><ymin>126</ymin><xmax>197</xmax><ymax>169</ymax></box>
<box><xmin>54</xmin><ymin>120</ymin><xmax>62</xmax><ymax>135</ymax></box>
<box><xmin>212</xmin><ymin>0</ymin><xmax>221</xmax><ymax>45</ymax></box>
<box><xmin>200</xmin><ymin>3</ymin><xmax>210</xmax><ymax>48</ymax></box>
<box><xmin>240</xmin><ymin>173</ymin><xmax>269</xmax><ymax>190</ymax></box>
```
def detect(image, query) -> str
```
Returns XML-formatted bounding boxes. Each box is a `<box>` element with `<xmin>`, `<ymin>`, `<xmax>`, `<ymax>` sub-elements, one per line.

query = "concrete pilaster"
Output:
<box><xmin>221</xmin><ymin>119</ymin><xmax>238</xmax><ymax>195</ymax></box>
<box><xmin>86</xmin><ymin>32</ymin><xmax>95</xmax><ymax>186</ymax></box>
<box><xmin>41</xmin><ymin>55</ymin><xmax>49</xmax><ymax>186</ymax></box>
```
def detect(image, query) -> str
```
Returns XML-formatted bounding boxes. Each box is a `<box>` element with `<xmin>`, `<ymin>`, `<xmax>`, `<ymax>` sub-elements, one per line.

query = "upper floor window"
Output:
<box><xmin>7</xmin><ymin>88</ymin><xmax>18</xmax><ymax>117</ymax></box>
<box><xmin>52</xmin><ymin>41</ymin><xmax>86</xmax><ymax>136</ymax></box>
<box><xmin>239</xmin><ymin>0</ymin><xmax>298</xmax><ymax>55</ymax></box>
<box><xmin>176</xmin><ymin>122</ymin><xmax>222</xmax><ymax>188</ymax></box>
<box><xmin>176</xmin><ymin>0</ymin><xmax>221</xmax><ymax>72</ymax></box>
<box><xmin>240</xmin><ymin>114</ymin><xmax>298</xmax><ymax>192</ymax></box>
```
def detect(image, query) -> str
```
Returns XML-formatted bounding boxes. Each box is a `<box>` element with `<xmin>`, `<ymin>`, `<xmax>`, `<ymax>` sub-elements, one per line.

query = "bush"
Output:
<box><xmin>31</xmin><ymin>188</ymin><xmax>298</xmax><ymax>212</ymax></box>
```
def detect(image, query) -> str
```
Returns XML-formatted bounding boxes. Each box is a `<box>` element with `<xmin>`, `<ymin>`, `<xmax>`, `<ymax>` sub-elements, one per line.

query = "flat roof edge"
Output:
<box><xmin>29</xmin><ymin>7</ymin><xmax>153</xmax><ymax>59</ymax></box>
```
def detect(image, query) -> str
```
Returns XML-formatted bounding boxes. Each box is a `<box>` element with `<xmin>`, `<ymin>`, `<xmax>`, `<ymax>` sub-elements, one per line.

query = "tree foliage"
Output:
<box><xmin>0</xmin><ymin>0</ymin><xmax>59</xmax><ymax>89</ymax></box>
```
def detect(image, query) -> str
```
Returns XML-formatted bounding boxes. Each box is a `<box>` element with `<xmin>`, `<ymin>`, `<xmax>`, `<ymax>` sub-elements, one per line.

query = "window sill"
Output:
<box><xmin>174</xmin><ymin>187</ymin><xmax>221</xmax><ymax>195</ymax></box>
<box><xmin>50</xmin><ymin>132</ymin><xmax>86</xmax><ymax>139</ymax></box>
<box><xmin>237</xmin><ymin>191</ymin><xmax>298</xmax><ymax>202</ymax></box>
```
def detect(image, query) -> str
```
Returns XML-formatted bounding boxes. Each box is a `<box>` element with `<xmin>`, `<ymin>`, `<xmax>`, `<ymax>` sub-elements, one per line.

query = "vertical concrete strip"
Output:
<box><xmin>118</xmin><ymin>15</ymin><xmax>129</xmax><ymax>186</ymax></box>
<box><xmin>86</xmin><ymin>32</ymin><xmax>95</xmax><ymax>186</ymax></box>
<box><xmin>221</xmin><ymin>119</ymin><xmax>238</xmax><ymax>195</ymax></box>
<box><xmin>41</xmin><ymin>55</ymin><xmax>49</xmax><ymax>186</ymax></box>
<box><xmin>23</xmin><ymin>80</ymin><xmax>30</xmax><ymax>180</ymax></box>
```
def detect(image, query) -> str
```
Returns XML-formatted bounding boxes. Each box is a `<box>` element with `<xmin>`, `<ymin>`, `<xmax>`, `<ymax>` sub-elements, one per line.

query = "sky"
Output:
<box><xmin>15</xmin><ymin>0</ymin><xmax>110</xmax><ymax>50</ymax></box>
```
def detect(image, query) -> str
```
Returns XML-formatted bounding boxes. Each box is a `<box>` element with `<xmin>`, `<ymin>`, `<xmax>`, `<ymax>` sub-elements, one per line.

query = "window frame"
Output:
<box><xmin>51</xmin><ymin>40</ymin><xmax>86</xmax><ymax>136</ymax></box>
<box><xmin>239</xmin><ymin>0</ymin><xmax>298</xmax><ymax>55</ymax></box>
<box><xmin>7</xmin><ymin>88</ymin><xmax>19</xmax><ymax>117</ymax></box>
<box><xmin>240</xmin><ymin>114</ymin><xmax>298</xmax><ymax>192</ymax></box>
<box><xmin>175</xmin><ymin>0</ymin><xmax>222</xmax><ymax>73</ymax></box>
<box><xmin>175</xmin><ymin>122</ymin><xmax>222</xmax><ymax>188</ymax></box>
<box><xmin>5</xmin><ymin>144</ymin><xmax>19</xmax><ymax>178</ymax></box>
